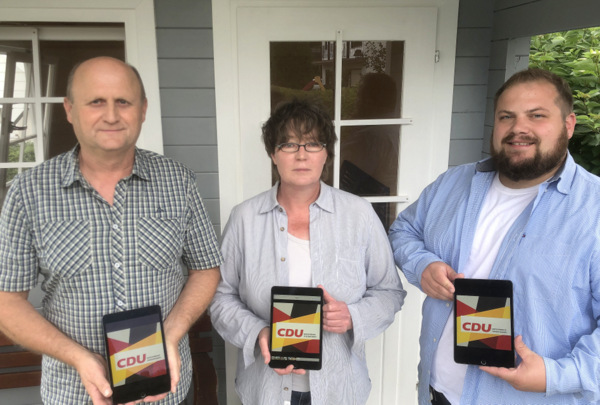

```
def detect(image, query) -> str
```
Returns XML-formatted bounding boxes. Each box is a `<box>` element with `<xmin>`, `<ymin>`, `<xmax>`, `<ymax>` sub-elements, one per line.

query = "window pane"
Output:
<box><xmin>1</xmin><ymin>103</ymin><xmax>37</xmax><ymax>164</ymax></box>
<box><xmin>340</xmin><ymin>125</ymin><xmax>400</xmax><ymax>197</ymax></box>
<box><xmin>0</xmin><ymin>44</ymin><xmax>33</xmax><ymax>99</ymax></box>
<box><xmin>44</xmin><ymin>102</ymin><xmax>76</xmax><ymax>159</ymax></box>
<box><xmin>39</xmin><ymin>40</ymin><xmax>125</xmax><ymax>97</ymax></box>
<box><xmin>0</xmin><ymin>102</ymin><xmax>35</xmax><ymax>209</ymax></box>
<box><xmin>372</xmin><ymin>202</ymin><xmax>397</xmax><ymax>232</ymax></box>
<box><xmin>341</xmin><ymin>41</ymin><xmax>404</xmax><ymax>119</ymax></box>
<box><xmin>270</xmin><ymin>42</ymin><xmax>334</xmax><ymax>116</ymax></box>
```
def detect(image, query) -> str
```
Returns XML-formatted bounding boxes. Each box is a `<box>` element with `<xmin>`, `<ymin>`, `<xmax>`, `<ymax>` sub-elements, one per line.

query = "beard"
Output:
<box><xmin>491</xmin><ymin>126</ymin><xmax>569</xmax><ymax>182</ymax></box>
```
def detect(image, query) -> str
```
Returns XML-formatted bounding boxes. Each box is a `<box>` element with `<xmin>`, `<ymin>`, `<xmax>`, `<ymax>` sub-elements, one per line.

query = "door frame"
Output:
<box><xmin>213</xmin><ymin>1</ymin><xmax>459</xmax><ymax>404</ymax></box>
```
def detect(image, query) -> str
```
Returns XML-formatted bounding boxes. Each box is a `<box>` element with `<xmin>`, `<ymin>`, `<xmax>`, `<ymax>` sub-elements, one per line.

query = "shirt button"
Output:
<box><xmin>283</xmin><ymin>387</ymin><xmax>289</xmax><ymax>391</ymax></box>
<box><xmin>280</xmin><ymin>227</ymin><xmax>285</xmax><ymax>231</ymax></box>
<box><xmin>117</xmin><ymin>300</ymin><xmax>125</xmax><ymax>307</ymax></box>
<box><xmin>446</xmin><ymin>303</ymin><xmax>450</xmax><ymax>307</ymax></box>
<box><xmin>281</xmin><ymin>257</ymin><xmax>286</xmax><ymax>262</ymax></box>
<box><xmin>114</xmin><ymin>262</ymin><xmax>121</xmax><ymax>269</ymax></box>
<box><xmin>433</xmin><ymin>338</ymin><xmax>437</xmax><ymax>343</ymax></box>
<box><xmin>112</xmin><ymin>224</ymin><xmax>119</xmax><ymax>230</ymax></box>
<box><xmin>279</xmin><ymin>208</ymin><xmax>283</xmax><ymax>212</ymax></box>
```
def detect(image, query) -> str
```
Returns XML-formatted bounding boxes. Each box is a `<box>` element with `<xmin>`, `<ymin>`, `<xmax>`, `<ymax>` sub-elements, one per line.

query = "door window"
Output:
<box><xmin>269</xmin><ymin>39</ymin><xmax>407</xmax><ymax>228</ymax></box>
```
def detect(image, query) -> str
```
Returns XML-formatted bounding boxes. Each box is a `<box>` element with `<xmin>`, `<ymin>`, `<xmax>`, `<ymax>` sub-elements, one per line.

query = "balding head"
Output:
<box><xmin>66</xmin><ymin>57</ymin><xmax>146</xmax><ymax>103</ymax></box>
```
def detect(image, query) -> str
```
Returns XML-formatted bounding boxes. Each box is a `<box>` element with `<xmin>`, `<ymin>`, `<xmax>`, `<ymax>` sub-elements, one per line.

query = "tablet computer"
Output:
<box><xmin>103</xmin><ymin>305</ymin><xmax>171</xmax><ymax>403</ymax></box>
<box><xmin>269</xmin><ymin>286</ymin><xmax>323</xmax><ymax>370</ymax></box>
<box><xmin>454</xmin><ymin>278</ymin><xmax>515</xmax><ymax>368</ymax></box>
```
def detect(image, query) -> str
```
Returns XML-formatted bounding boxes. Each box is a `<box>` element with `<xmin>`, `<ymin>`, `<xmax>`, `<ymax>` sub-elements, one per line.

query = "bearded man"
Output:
<box><xmin>389</xmin><ymin>68</ymin><xmax>600</xmax><ymax>404</ymax></box>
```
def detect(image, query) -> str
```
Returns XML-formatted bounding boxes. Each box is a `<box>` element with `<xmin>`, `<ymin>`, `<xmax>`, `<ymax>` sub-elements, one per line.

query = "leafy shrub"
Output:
<box><xmin>530</xmin><ymin>28</ymin><xmax>600</xmax><ymax>175</ymax></box>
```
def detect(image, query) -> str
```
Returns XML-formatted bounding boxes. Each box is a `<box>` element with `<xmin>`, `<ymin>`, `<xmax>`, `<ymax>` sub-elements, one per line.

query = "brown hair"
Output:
<box><xmin>262</xmin><ymin>99</ymin><xmax>337</xmax><ymax>180</ymax></box>
<box><xmin>494</xmin><ymin>68</ymin><xmax>573</xmax><ymax>118</ymax></box>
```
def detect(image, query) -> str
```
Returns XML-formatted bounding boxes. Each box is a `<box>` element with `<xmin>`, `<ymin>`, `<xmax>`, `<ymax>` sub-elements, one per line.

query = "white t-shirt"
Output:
<box><xmin>287</xmin><ymin>233</ymin><xmax>312</xmax><ymax>392</ymax></box>
<box><xmin>430</xmin><ymin>173</ymin><xmax>538</xmax><ymax>404</ymax></box>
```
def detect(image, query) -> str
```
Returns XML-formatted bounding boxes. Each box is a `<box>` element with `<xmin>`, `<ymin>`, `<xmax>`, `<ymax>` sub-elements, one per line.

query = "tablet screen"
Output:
<box><xmin>456</xmin><ymin>295</ymin><xmax>512</xmax><ymax>351</ymax></box>
<box><xmin>103</xmin><ymin>306</ymin><xmax>171</xmax><ymax>402</ymax></box>
<box><xmin>269</xmin><ymin>286</ymin><xmax>323</xmax><ymax>370</ymax></box>
<box><xmin>454</xmin><ymin>279</ymin><xmax>515</xmax><ymax>367</ymax></box>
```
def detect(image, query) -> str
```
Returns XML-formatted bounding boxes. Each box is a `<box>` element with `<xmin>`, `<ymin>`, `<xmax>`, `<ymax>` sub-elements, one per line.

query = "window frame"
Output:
<box><xmin>0</xmin><ymin>0</ymin><xmax>163</xmax><ymax>154</ymax></box>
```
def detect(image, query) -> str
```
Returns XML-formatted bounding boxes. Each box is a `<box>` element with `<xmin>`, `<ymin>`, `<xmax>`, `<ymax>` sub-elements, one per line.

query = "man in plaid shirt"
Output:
<box><xmin>0</xmin><ymin>57</ymin><xmax>223</xmax><ymax>404</ymax></box>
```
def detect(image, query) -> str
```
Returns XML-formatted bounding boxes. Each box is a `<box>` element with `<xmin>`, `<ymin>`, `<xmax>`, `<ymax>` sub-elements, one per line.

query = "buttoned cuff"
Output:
<box><xmin>544</xmin><ymin>356</ymin><xmax>584</xmax><ymax>399</ymax></box>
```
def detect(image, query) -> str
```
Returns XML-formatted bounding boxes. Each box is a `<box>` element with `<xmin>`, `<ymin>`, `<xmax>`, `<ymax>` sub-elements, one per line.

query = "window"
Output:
<box><xmin>0</xmin><ymin>0</ymin><xmax>162</xmax><ymax>211</ymax></box>
<box><xmin>0</xmin><ymin>25</ymin><xmax>125</xmax><ymax>206</ymax></box>
<box><xmin>270</xmin><ymin>40</ymin><xmax>406</xmax><ymax>228</ymax></box>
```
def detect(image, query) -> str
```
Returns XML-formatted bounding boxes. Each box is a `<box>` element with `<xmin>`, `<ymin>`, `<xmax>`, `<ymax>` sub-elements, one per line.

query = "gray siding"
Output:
<box><xmin>449</xmin><ymin>0</ymin><xmax>494</xmax><ymax>167</ymax></box>
<box><xmin>155</xmin><ymin>0</ymin><xmax>221</xmax><ymax>234</ymax></box>
<box><xmin>154</xmin><ymin>1</ymin><xmax>226</xmax><ymax>404</ymax></box>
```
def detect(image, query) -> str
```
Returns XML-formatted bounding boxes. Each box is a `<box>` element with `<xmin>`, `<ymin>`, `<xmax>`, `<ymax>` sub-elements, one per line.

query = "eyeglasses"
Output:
<box><xmin>276</xmin><ymin>142</ymin><xmax>326</xmax><ymax>153</ymax></box>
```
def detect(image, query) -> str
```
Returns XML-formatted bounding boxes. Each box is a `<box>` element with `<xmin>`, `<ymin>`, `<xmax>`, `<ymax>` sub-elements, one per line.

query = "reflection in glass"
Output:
<box><xmin>0</xmin><ymin>43</ymin><xmax>33</xmax><ymax>99</ymax></box>
<box><xmin>371</xmin><ymin>202</ymin><xmax>397</xmax><ymax>232</ymax></box>
<box><xmin>340</xmin><ymin>125</ymin><xmax>400</xmax><ymax>197</ymax></box>
<box><xmin>39</xmin><ymin>40</ymin><xmax>125</xmax><ymax>97</ymax></box>
<box><xmin>341</xmin><ymin>41</ymin><xmax>404</xmax><ymax>119</ymax></box>
<box><xmin>1</xmin><ymin>103</ymin><xmax>36</xmax><ymax>163</ymax></box>
<box><xmin>270</xmin><ymin>42</ymin><xmax>335</xmax><ymax>116</ymax></box>
<box><xmin>0</xmin><ymin>102</ymin><xmax>35</xmax><ymax>207</ymax></box>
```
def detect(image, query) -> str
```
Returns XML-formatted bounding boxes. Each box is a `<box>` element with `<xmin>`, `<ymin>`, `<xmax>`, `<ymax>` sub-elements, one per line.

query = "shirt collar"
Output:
<box><xmin>260</xmin><ymin>181</ymin><xmax>335</xmax><ymax>214</ymax></box>
<box><xmin>475</xmin><ymin>152</ymin><xmax>576</xmax><ymax>194</ymax></box>
<box><xmin>60</xmin><ymin>145</ymin><xmax>150</xmax><ymax>188</ymax></box>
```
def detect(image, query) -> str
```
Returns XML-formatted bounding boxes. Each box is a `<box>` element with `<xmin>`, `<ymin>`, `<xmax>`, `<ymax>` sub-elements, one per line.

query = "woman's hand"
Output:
<box><xmin>319</xmin><ymin>285</ymin><xmax>353</xmax><ymax>333</ymax></box>
<box><xmin>257</xmin><ymin>327</ymin><xmax>306</xmax><ymax>375</ymax></box>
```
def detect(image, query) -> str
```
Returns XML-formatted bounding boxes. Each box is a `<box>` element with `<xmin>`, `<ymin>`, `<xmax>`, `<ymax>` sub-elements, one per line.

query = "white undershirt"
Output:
<box><xmin>430</xmin><ymin>173</ymin><xmax>538</xmax><ymax>404</ymax></box>
<box><xmin>287</xmin><ymin>233</ymin><xmax>311</xmax><ymax>392</ymax></box>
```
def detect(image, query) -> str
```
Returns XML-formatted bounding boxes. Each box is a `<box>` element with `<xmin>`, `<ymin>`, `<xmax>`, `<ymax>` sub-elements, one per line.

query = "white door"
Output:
<box><xmin>214</xmin><ymin>2</ymin><xmax>459</xmax><ymax>404</ymax></box>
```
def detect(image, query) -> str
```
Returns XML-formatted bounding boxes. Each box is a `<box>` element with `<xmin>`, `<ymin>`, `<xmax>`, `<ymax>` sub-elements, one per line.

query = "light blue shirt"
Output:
<box><xmin>210</xmin><ymin>182</ymin><xmax>406</xmax><ymax>405</ymax></box>
<box><xmin>389</xmin><ymin>155</ymin><xmax>600</xmax><ymax>404</ymax></box>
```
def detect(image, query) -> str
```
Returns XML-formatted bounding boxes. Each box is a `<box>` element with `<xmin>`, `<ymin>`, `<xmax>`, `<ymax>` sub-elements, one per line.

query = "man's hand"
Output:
<box><xmin>480</xmin><ymin>335</ymin><xmax>546</xmax><ymax>392</ymax></box>
<box><xmin>257</xmin><ymin>327</ymin><xmax>306</xmax><ymax>376</ymax></box>
<box><xmin>420</xmin><ymin>261</ymin><xmax>464</xmax><ymax>300</ymax></box>
<box><xmin>73</xmin><ymin>351</ymin><xmax>112</xmax><ymax>405</ymax></box>
<box><xmin>319</xmin><ymin>285</ymin><xmax>353</xmax><ymax>333</ymax></box>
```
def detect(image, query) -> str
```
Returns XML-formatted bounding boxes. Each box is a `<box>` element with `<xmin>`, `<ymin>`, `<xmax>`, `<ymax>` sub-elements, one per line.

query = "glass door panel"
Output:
<box><xmin>270</xmin><ymin>41</ymin><xmax>334</xmax><ymax>114</ymax></box>
<box><xmin>341</xmin><ymin>41</ymin><xmax>403</xmax><ymax>119</ymax></box>
<box><xmin>269</xmin><ymin>38</ymin><xmax>406</xmax><ymax>229</ymax></box>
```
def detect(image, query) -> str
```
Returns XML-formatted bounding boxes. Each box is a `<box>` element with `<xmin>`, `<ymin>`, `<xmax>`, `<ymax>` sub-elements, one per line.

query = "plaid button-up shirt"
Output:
<box><xmin>0</xmin><ymin>146</ymin><xmax>223</xmax><ymax>404</ymax></box>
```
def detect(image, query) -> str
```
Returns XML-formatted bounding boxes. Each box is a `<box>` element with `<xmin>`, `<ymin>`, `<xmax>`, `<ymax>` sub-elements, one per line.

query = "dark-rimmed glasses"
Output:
<box><xmin>276</xmin><ymin>142</ymin><xmax>326</xmax><ymax>153</ymax></box>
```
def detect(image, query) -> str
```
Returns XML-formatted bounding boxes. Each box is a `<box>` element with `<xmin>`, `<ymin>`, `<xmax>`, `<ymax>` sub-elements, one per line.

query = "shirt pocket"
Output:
<box><xmin>138</xmin><ymin>216</ymin><xmax>184</xmax><ymax>271</ymax></box>
<box><xmin>329</xmin><ymin>245</ymin><xmax>366</xmax><ymax>302</ymax></box>
<box><xmin>41</xmin><ymin>220</ymin><xmax>91</xmax><ymax>279</ymax></box>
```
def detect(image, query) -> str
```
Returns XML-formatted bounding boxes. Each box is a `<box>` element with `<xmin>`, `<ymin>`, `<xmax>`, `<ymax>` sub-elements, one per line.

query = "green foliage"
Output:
<box><xmin>7</xmin><ymin>141</ymin><xmax>35</xmax><ymax>181</ymax></box>
<box><xmin>363</xmin><ymin>41</ymin><xmax>387</xmax><ymax>73</ymax></box>
<box><xmin>530</xmin><ymin>27</ymin><xmax>600</xmax><ymax>175</ymax></box>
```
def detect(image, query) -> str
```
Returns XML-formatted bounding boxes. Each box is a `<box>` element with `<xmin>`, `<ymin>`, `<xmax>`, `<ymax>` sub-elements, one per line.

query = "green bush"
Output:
<box><xmin>7</xmin><ymin>141</ymin><xmax>35</xmax><ymax>181</ymax></box>
<box><xmin>530</xmin><ymin>28</ymin><xmax>600</xmax><ymax>175</ymax></box>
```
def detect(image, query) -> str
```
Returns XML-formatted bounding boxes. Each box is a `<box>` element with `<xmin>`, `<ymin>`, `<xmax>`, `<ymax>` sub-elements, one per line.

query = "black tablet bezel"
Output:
<box><xmin>102</xmin><ymin>305</ymin><xmax>171</xmax><ymax>404</ymax></box>
<box><xmin>269</xmin><ymin>286</ymin><xmax>323</xmax><ymax>370</ymax></box>
<box><xmin>454</xmin><ymin>278</ymin><xmax>515</xmax><ymax>368</ymax></box>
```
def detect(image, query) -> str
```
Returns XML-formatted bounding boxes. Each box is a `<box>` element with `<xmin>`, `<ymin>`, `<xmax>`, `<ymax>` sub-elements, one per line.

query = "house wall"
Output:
<box><xmin>153</xmin><ymin>0</ymin><xmax>600</xmax><ymax>404</ymax></box>
<box><xmin>449</xmin><ymin>0</ymin><xmax>494</xmax><ymax>167</ymax></box>
<box><xmin>152</xmin><ymin>0</ymin><xmax>495</xmax><ymax>403</ymax></box>
<box><xmin>153</xmin><ymin>1</ymin><xmax>226</xmax><ymax>404</ymax></box>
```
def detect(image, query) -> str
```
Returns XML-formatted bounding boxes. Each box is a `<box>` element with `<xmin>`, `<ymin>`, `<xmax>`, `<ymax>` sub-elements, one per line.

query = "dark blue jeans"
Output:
<box><xmin>291</xmin><ymin>391</ymin><xmax>312</xmax><ymax>405</ymax></box>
